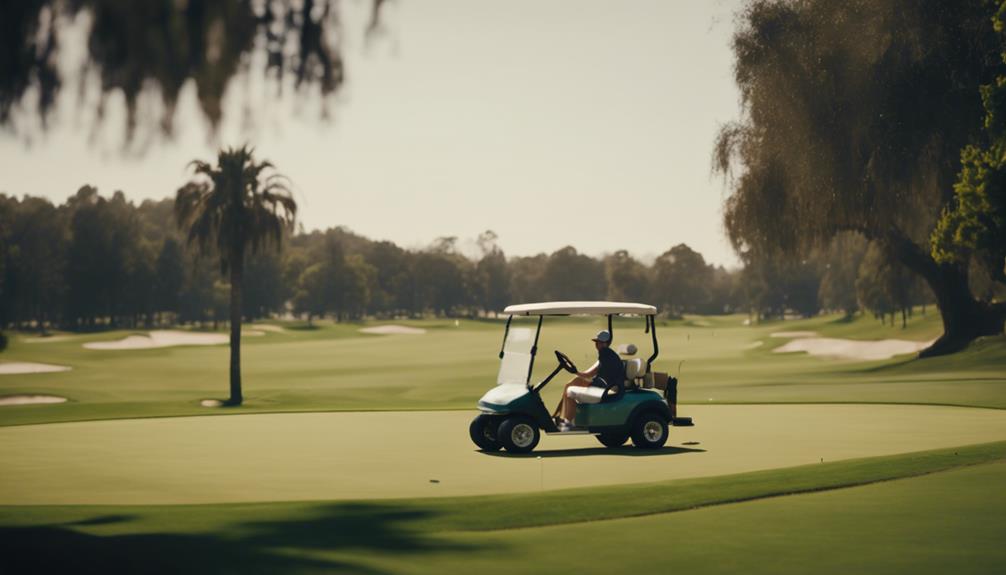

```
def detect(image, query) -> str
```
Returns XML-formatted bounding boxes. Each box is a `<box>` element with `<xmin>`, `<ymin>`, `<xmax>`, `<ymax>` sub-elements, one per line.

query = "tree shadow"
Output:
<box><xmin>828</xmin><ymin>315</ymin><xmax>857</xmax><ymax>325</ymax></box>
<box><xmin>853</xmin><ymin>356</ymin><xmax>920</xmax><ymax>373</ymax></box>
<box><xmin>482</xmin><ymin>445</ymin><xmax>706</xmax><ymax>459</ymax></box>
<box><xmin>0</xmin><ymin>502</ymin><xmax>488</xmax><ymax>575</ymax></box>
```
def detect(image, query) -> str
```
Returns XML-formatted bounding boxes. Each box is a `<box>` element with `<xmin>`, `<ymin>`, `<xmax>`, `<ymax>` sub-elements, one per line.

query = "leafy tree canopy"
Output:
<box><xmin>717</xmin><ymin>0</ymin><xmax>995</xmax><ymax>255</ymax></box>
<box><xmin>1</xmin><ymin>0</ymin><xmax>384</xmax><ymax>142</ymax></box>
<box><xmin>716</xmin><ymin>0</ymin><xmax>1004</xmax><ymax>354</ymax></box>
<box><xmin>931</xmin><ymin>1</ymin><xmax>1006</xmax><ymax>284</ymax></box>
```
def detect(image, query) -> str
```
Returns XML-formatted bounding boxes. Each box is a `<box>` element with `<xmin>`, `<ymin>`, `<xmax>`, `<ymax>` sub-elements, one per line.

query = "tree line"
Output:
<box><xmin>1</xmin><ymin>188</ymin><xmax>945</xmax><ymax>336</ymax></box>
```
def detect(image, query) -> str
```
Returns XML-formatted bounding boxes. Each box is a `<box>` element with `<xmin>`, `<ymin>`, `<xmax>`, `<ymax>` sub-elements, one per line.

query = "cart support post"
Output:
<box><xmin>499</xmin><ymin>315</ymin><xmax>513</xmax><ymax>359</ymax></box>
<box><xmin>526</xmin><ymin>315</ymin><xmax>544</xmax><ymax>387</ymax></box>
<box><xmin>646</xmin><ymin>315</ymin><xmax>659</xmax><ymax>372</ymax></box>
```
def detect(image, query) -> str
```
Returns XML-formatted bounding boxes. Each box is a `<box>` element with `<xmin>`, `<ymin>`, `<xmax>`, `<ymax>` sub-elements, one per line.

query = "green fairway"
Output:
<box><xmin>1</xmin><ymin>312</ymin><xmax>1003</xmax><ymax>427</ymax></box>
<box><xmin>1</xmin><ymin>443</ymin><xmax>1003</xmax><ymax>574</ymax></box>
<box><xmin>3</xmin><ymin>404</ymin><xmax>1004</xmax><ymax>504</ymax></box>
<box><xmin>0</xmin><ymin>312</ymin><xmax>1003</xmax><ymax>573</ymax></box>
<box><xmin>361</xmin><ymin>460</ymin><xmax>1006</xmax><ymax>575</ymax></box>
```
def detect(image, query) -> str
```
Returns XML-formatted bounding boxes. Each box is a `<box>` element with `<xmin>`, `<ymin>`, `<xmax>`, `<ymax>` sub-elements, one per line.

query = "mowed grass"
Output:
<box><xmin>0</xmin><ymin>313</ymin><xmax>1003</xmax><ymax>574</ymax></box>
<box><xmin>2</xmin><ymin>442</ymin><xmax>1004</xmax><ymax>574</ymax></box>
<box><xmin>7</xmin><ymin>405</ymin><xmax>1005</xmax><ymax>505</ymax></box>
<box><xmin>1</xmin><ymin>311</ymin><xmax>1004</xmax><ymax>426</ymax></box>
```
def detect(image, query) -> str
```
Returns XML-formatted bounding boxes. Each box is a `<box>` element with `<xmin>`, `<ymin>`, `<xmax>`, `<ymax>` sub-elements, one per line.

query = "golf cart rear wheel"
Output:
<box><xmin>631</xmin><ymin>412</ymin><xmax>668</xmax><ymax>449</ymax></box>
<box><xmin>498</xmin><ymin>416</ymin><xmax>540</xmax><ymax>454</ymax></box>
<box><xmin>469</xmin><ymin>415</ymin><xmax>502</xmax><ymax>452</ymax></box>
<box><xmin>596</xmin><ymin>431</ymin><xmax>629</xmax><ymax>448</ymax></box>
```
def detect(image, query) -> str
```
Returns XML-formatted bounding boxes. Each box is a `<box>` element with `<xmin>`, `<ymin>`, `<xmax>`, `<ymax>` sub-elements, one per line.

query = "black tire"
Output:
<box><xmin>630</xmin><ymin>411</ymin><xmax>668</xmax><ymax>449</ymax></box>
<box><xmin>498</xmin><ymin>416</ymin><xmax>541</xmax><ymax>454</ymax></box>
<box><xmin>469</xmin><ymin>414</ymin><xmax>502</xmax><ymax>451</ymax></box>
<box><xmin>596</xmin><ymin>431</ymin><xmax>629</xmax><ymax>448</ymax></box>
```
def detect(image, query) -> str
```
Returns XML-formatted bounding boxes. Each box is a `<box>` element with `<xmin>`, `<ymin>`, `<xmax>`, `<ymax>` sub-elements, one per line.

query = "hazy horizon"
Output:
<box><xmin>0</xmin><ymin>0</ymin><xmax>745</xmax><ymax>267</ymax></box>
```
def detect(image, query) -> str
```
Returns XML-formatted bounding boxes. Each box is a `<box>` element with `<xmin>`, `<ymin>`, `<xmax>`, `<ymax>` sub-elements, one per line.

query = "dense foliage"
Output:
<box><xmin>931</xmin><ymin>1</ymin><xmax>1006</xmax><ymax>285</ymax></box>
<box><xmin>1</xmin><ymin>0</ymin><xmax>383</xmax><ymax>142</ymax></box>
<box><xmin>716</xmin><ymin>0</ymin><xmax>1005</xmax><ymax>355</ymax></box>
<box><xmin>0</xmin><ymin>189</ymin><xmax>938</xmax><ymax>334</ymax></box>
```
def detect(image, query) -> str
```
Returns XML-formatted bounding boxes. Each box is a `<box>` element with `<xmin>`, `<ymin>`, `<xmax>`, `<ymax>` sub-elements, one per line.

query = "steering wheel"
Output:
<box><xmin>554</xmin><ymin>350</ymin><xmax>578</xmax><ymax>374</ymax></box>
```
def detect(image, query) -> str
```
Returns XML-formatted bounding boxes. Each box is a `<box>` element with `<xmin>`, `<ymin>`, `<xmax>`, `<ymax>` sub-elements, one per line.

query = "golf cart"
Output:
<box><xmin>469</xmin><ymin>301</ymin><xmax>693</xmax><ymax>454</ymax></box>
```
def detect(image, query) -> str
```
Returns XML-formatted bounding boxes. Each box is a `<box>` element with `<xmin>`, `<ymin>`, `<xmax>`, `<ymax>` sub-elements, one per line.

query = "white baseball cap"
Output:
<box><xmin>592</xmin><ymin>330</ymin><xmax>612</xmax><ymax>343</ymax></box>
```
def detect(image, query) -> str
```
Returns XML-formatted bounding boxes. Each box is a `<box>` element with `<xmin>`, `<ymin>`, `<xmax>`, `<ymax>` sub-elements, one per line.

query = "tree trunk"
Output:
<box><xmin>885</xmin><ymin>232</ymin><xmax>1006</xmax><ymax>357</ymax></box>
<box><xmin>228</xmin><ymin>256</ymin><xmax>244</xmax><ymax>406</ymax></box>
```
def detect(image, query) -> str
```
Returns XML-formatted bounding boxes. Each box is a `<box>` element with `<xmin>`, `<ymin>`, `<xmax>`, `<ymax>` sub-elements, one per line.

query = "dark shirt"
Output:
<box><xmin>593</xmin><ymin>346</ymin><xmax>625</xmax><ymax>388</ymax></box>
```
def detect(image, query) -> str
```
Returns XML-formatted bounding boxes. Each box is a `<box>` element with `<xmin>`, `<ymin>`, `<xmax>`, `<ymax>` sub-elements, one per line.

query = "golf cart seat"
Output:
<box><xmin>567</xmin><ymin>386</ymin><xmax>605</xmax><ymax>404</ymax></box>
<box><xmin>624</xmin><ymin>358</ymin><xmax>645</xmax><ymax>379</ymax></box>
<box><xmin>567</xmin><ymin>378</ymin><xmax>623</xmax><ymax>404</ymax></box>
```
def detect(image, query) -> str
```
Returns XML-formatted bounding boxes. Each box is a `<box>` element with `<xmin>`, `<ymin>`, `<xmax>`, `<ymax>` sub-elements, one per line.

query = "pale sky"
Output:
<box><xmin>0</xmin><ymin>0</ymin><xmax>745</xmax><ymax>267</ymax></box>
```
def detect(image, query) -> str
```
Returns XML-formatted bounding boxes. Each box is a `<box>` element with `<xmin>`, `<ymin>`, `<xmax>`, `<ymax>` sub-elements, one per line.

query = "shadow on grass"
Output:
<box><xmin>0</xmin><ymin>502</ymin><xmax>487</xmax><ymax>575</ymax></box>
<box><xmin>483</xmin><ymin>445</ymin><xmax>706</xmax><ymax>459</ymax></box>
<box><xmin>853</xmin><ymin>356</ymin><xmax>919</xmax><ymax>374</ymax></box>
<box><xmin>828</xmin><ymin>315</ymin><xmax>857</xmax><ymax>325</ymax></box>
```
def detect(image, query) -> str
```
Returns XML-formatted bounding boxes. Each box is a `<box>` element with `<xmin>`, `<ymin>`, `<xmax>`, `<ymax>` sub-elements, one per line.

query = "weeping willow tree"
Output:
<box><xmin>716</xmin><ymin>0</ymin><xmax>1004</xmax><ymax>356</ymax></box>
<box><xmin>1</xmin><ymin>0</ymin><xmax>385</xmax><ymax>142</ymax></box>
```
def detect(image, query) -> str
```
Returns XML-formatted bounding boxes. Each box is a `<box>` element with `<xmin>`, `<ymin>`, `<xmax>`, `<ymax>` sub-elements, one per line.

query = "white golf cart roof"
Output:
<box><xmin>503</xmin><ymin>301</ymin><xmax>657</xmax><ymax>316</ymax></box>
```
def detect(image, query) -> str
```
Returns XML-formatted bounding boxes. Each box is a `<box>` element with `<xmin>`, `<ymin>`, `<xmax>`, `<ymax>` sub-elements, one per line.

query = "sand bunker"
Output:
<box><xmin>0</xmin><ymin>362</ymin><xmax>72</xmax><ymax>375</ymax></box>
<box><xmin>359</xmin><ymin>325</ymin><xmax>427</xmax><ymax>335</ymax></box>
<box><xmin>0</xmin><ymin>395</ymin><xmax>67</xmax><ymax>406</ymax></box>
<box><xmin>770</xmin><ymin>331</ymin><xmax>818</xmax><ymax>338</ymax></box>
<box><xmin>200</xmin><ymin>399</ymin><xmax>224</xmax><ymax>407</ymax></box>
<box><xmin>83</xmin><ymin>330</ymin><xmax>228</xmax><ymax>350</ymax></box>
<box><xmin>774</xmin><ymin>337</ymin><xmax>933</xmax><ymax>360</ymax></box>
<box><xmin>743</xmin><ymin>341</ymin><xmax>763</xmax><ymax>350</ymax></box>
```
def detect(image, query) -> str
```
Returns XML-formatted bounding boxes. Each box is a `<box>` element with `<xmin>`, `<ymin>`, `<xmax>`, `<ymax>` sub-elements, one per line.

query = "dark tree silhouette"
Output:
<box><xmin>818</xmin><ymin>233</ymin><xmax>869</xmax><ymax>319</ymax></box>
<box><xmin>715</xmin><ymin>0</ymin><xmax>1003</xmax><ymax>355</ymax></box>
<box><xmin>542</xmin><ymin>246</ymin><xmax>606</xmax><ymax>301</ymax></box>
<box><xmin>475</xmin><ymin>231</ymin><xmax>511</xmax><ymax>317</ymax></box>
<box><xmin>604</xmin><ymin>250</ymin><xmax>649</xmax><ymax>304</ymax></box>
<box><xmin>1</xmin><ymin>0</ymin><xmax>385</xmax><ymax>141</ymax></box>
<box><xmin>0</xmin><ymin>226</ymin><xmax>6</xmax><ymax>350</ymax></box>
<box><xmin>154</xmin><ymin>239</ymin><xmax>185</xmax><ymax>324</ymax></box>
<box><xmin>650</xmin><ymin>244</ymin><xmax>713</xmax><ymax>317</ymax></box>
<box><xmin>175</xmin><ymin>145</ymin><xmax>297</xmax><ymax>406</ymax></box>
<box><xmin>932</xmin><ymin>1</ymin><xmax>1006</xmax><ymax>288</ymax></box>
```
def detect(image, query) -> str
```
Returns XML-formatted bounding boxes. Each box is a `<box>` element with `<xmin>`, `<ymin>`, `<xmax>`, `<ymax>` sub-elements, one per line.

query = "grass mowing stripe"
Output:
<box><xmin>420</xmin><ymin>439</ymin><xmax>1006</xmax><ymax>531</ymax></box>
<box><xmin>2</xmin><ymin>440</ymin><xmax>1003</xmax><ymax>534</ymax></box>
<box><xmin>3</xmin><ymin>400</ymin><xmax>1003</xmax><ymax>430</ymax></box>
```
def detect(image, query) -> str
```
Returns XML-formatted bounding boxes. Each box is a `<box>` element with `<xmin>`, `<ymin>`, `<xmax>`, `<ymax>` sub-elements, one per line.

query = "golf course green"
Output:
<box><xmin>1</xmin><ymin>313</ymin><xmax>1004</xmax><ymax>573</ymax></box>
<box><xmin>2</xmin><ymin>404</ymin><xmax>1005</xmax><ymax>505</ymax></box>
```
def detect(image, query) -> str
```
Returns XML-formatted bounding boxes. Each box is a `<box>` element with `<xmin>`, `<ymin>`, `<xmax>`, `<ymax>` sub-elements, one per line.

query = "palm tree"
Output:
<box><xmin>175</xmin><ymin>145</ymin><xmax>297</xmax><ymax>406</ymax></box>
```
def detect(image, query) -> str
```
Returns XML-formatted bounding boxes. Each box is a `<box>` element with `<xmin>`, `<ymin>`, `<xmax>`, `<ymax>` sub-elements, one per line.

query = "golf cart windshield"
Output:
<box><xmin>497</xmin><ymin>322</ymin><xmax>535</xmax><ymax>386</ymax></box>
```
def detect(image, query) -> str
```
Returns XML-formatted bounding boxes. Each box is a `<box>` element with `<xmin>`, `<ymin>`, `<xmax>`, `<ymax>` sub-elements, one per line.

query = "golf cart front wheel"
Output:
<box><xmin>470</xmin><ymin>415</ymin><xmax>502</xmax><ymax>451</ymax></box>
<box><xmin>631</xmin><ymin>412</ymin><xmax>668</xmax><ymax>449</ymax></box>
<box><xmin>596</xmin><ymin>431</ymin><xmax>629</xmax><ymax>448</ymax></box>
<box><xmin>498</xmin><ymin>416</ymin><xmax>541</xmax><ymax>454</ymax></box>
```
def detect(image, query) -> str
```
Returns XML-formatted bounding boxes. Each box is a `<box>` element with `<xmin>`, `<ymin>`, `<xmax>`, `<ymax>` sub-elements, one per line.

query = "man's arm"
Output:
<box><xmin>576</xmin><ymin>361</ymin><xmax>600</xmax><ymax>379</ymax></box>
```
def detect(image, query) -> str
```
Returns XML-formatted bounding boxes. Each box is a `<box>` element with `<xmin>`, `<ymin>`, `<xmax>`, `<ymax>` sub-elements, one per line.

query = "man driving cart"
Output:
<box><xmin>552</xmin><ymin>329</ymin><xmax>625</xmax><ymax>430</ymax></box>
